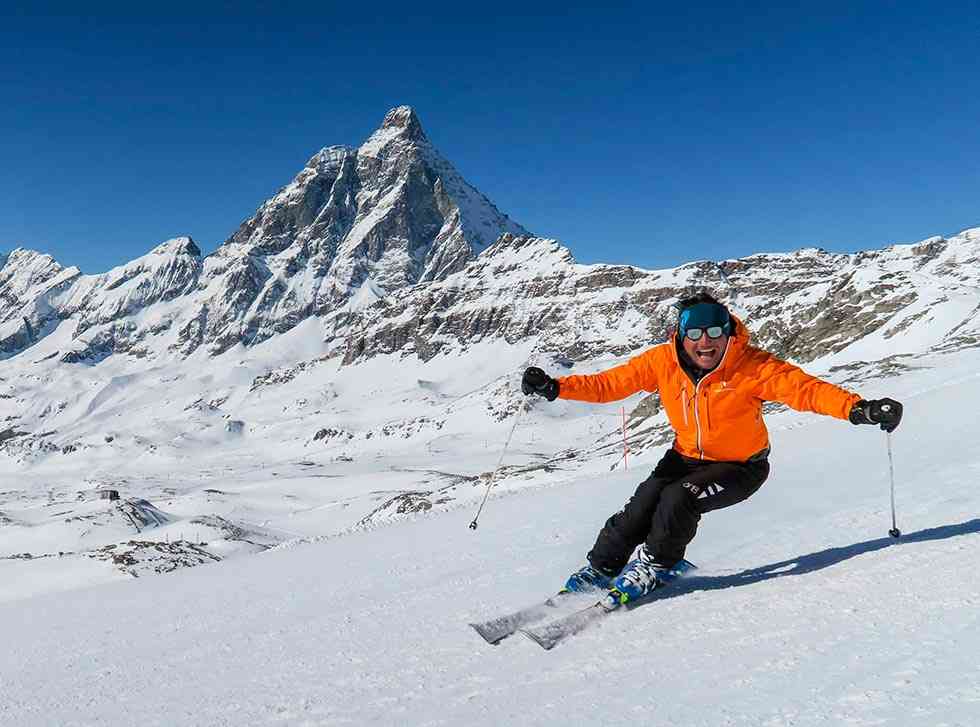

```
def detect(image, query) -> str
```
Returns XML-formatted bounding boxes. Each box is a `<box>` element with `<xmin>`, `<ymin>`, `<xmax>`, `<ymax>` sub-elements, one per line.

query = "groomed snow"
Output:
<box><xmin>0</xmin><ymin>345</ymin><xmax>977</xmax><ymax>725</ymax></box>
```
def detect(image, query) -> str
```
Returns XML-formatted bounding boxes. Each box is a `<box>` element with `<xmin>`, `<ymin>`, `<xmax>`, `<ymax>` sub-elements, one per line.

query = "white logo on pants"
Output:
<box><xmin>695</xmin><ymin>483</ymin><xmax>725</xmax><ymax>499</ymax></box>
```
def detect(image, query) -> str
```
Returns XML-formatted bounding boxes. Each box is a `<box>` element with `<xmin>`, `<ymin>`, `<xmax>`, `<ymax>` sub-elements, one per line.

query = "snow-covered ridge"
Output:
<box><xmin>3</xmin><ymin>195</ymin><xmax>980</xmax><ymax>373</ymax></box>
<box><xmin>332</xmin><ymin>224</ymin><xmax>980</xmax><ymax>371</ymax></box>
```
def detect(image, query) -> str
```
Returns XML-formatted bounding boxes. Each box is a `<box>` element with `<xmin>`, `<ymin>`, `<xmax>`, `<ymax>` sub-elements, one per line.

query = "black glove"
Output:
<box><xmin>849</xmin><ymin>398</ymin><xmax>903</xmax><ymax>433</ymax></box>
<box><xmin>521</xmin><ymin>367</ymin><xmax>559</xmax><ymax>401</ymax></box>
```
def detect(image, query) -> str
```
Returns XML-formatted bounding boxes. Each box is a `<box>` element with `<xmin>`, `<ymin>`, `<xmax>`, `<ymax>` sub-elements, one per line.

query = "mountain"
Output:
<box><xmin>5</xmin><ymin>106</ymin><xmax>979</xmax><ymax>371</ymax></box>
<box><xmin>0</xmin><ymin>249</ymin><xmax>80</xmax><ymax>357</ymax></box>
<box><xmin>191</xmin><ymin>105</ymin><xmax>528</xmax><ymax>353</ymax></box>
<box><xmin>0</xmin><ymin>106</ymin><xmax>529</xmax><ymax>360</ymax></box>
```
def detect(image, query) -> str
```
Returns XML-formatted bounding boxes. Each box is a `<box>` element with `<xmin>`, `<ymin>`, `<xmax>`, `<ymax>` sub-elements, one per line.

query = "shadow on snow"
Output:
<box><xmin>651</xmin><ymin>518</ymin><xmax>980</xmax><ymax>604</ymax></box>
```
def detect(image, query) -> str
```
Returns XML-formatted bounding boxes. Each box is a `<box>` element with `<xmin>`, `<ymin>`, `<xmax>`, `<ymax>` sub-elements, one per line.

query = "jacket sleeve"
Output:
<box><xmin>556</xmin><ymin>347</ymin><xmax>661</xmax><ymax>403</ymax></box>
<box><xmin>749</xmin><ymin>349</ymin><xmax>861</xmax><ymax>420</ymax></box>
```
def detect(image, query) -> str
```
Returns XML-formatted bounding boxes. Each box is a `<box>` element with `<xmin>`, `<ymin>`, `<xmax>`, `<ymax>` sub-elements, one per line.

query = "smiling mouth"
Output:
<box><xmin>695</xmin><ymin>347</ymin><xmax>718</xmax><ymax>362</ymax></box>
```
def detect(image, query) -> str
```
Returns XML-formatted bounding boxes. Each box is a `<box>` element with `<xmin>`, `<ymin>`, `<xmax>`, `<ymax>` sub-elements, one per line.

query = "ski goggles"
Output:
<box><xmin>683</xmin><ymin>325</ymin><xmax>728</xmax><ymax>341</ymax></box>
<box><xmin>678</xmin><ymin>302</ymin><xmax>732</xmax><ymax>341</ymax></box>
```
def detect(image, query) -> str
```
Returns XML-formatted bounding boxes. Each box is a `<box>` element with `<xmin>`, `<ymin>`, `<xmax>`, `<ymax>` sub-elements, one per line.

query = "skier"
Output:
<box><xmin>521</xmin><ymin>292</ymin><xmax>903</xmax><ymax>605</ymax></box>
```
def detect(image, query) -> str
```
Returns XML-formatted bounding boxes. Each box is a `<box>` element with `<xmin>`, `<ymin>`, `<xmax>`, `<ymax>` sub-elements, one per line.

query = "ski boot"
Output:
<box><xmin>607</xmin><ymin>546</ymin><xmax>670</xmax><ymax>605</ymax></box>
<box><xmin>560</xmin><ymin>563</ymin><xmax>614</xmax><ymax>594</ymax></box>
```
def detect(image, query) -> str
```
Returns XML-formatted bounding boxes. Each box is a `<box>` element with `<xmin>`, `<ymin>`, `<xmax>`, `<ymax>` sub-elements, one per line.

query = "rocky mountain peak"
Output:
<box><xmin>169</xmin><ymin>106</ymin><xmax>529</xmax><ymax>354</ymax></box>
<box><xmin>358</xmin><ymin>106</ymin><xmax>430</xmax><ymax>160</ymax></box>
<box><xmin>479</xmin><ymin>234</ymin><xmax>575</xmax><ymax>272</ymax></box>
<box><xmin>380</xmin><ymin>105</ymin><xmax>426</xmax><ymax>141</ymax></box>
<box><xmin>149</xmin><ymin>237</ymin><xmax>202</xmax><ymax>258</ymax></box>
<box><xmin>0</xmin><ymin>248</ymin><xmax>77</xmax><ymax>299</ymax></box>
<box><xmin>485</xmin><ymin>233</ymin><xmax>570</xmax><ymax>257</ymax></box>
<box><xmin>4</xmin><ymin>247</ymin><xmax>62</xmax><ymax>270</ymax></box>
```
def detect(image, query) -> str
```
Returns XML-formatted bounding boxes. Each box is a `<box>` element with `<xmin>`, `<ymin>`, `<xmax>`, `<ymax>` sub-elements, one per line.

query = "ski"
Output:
<box><xmin>469</xmin><ymin>590</ymin><xmax>596</xmax><ymax>645</ymax></box>
<box><xmin>520</xmin><ymin>559</ymin><xmax>697</xmax><ymax>650</ymax></box>
<box><xmin>520</xmin><ymin>601</ymin><xmax>609</xmax><ymax>650</ymax></box>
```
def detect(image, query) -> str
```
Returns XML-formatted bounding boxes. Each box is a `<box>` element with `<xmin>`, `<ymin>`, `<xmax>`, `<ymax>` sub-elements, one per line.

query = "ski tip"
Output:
<box><xmin>520</xmin><ymin>628</ymin><xmax>557</xmax><ymax>651</ymax></box>
<box><xmin>469</xmin><ymin>623</ymin><xmax>504</xmax><ymax>646</ymax></box>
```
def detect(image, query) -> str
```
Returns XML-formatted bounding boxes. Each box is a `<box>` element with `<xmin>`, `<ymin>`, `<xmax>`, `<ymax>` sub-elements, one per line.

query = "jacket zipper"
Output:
<box><xmin>692</xmin><ymin>349</ymin><xmax>732</xmax><ymax>459</ymax></box>
<box><xmin>705</xmin><ymin>389</ymin><xmax>711</xmax><ymax>431</ymax></box>
<box><xmin>681</xmin><ymin>386</ymin><xmax>689</xmax><ymax>426</ymax></box>
<box><xmin>694</xmin><ymin>380</ymin><xmax>705</xmax><ymax>458</ymax></box>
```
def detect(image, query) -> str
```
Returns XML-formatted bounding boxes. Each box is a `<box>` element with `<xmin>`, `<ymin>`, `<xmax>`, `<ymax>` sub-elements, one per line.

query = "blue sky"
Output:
<box><xmin>3</xmin><ymin>1</ymin><xmax>980</xmax><ymax>273</ymax></box>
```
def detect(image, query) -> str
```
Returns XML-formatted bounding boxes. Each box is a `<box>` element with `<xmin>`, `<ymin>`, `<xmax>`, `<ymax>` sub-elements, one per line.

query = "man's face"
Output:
<box><xmin>681</xmin><ymin>332</ymin><xmax>730</xmax><ymax>371</ymax></box>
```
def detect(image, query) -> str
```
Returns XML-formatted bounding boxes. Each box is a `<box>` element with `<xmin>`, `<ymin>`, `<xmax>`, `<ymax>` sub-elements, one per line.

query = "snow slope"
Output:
<box><xmin>0</xmin><ymin>343</ymin><xmax>977</xmax><ymax>725</ymax></box>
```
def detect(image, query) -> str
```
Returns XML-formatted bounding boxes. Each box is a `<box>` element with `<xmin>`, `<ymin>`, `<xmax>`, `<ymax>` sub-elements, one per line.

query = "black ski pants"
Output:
<box><xmin>587</xmin><ymin>448</ymin><xmax>770</xmax><ymax>574</ymax></box>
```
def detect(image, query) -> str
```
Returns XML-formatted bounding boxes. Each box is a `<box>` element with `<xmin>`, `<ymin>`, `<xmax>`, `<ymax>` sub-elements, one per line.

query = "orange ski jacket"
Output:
<box><xmin>556</xmin><ymin>317</ymin><xmax>861</xmax><ymax>462</ymax></box>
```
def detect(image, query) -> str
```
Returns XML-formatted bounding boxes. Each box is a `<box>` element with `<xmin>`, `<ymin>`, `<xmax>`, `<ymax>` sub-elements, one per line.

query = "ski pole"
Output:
<box><xmin>469</xmin><ymin>398</ymin><xmax>531</xmax><ymax>530</ymax></box>
<box><xmin>885</xmin><ymin>431</ymin><xmax>901</xmax><ymax>538</ymax></box>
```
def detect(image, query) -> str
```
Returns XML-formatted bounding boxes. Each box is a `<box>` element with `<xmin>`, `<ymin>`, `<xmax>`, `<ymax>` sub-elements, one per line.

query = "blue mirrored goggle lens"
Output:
<box><xmin>684</xmin><ymin>326</ymin><xmax>725</xmax><ymax>341</ymax></box>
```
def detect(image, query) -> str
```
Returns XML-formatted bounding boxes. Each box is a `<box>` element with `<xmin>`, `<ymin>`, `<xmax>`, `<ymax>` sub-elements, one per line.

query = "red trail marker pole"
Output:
<box><xmin>621</xmin><ymin>406</ymin><xmax>629</xmax><ymax>471</ymax></box>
